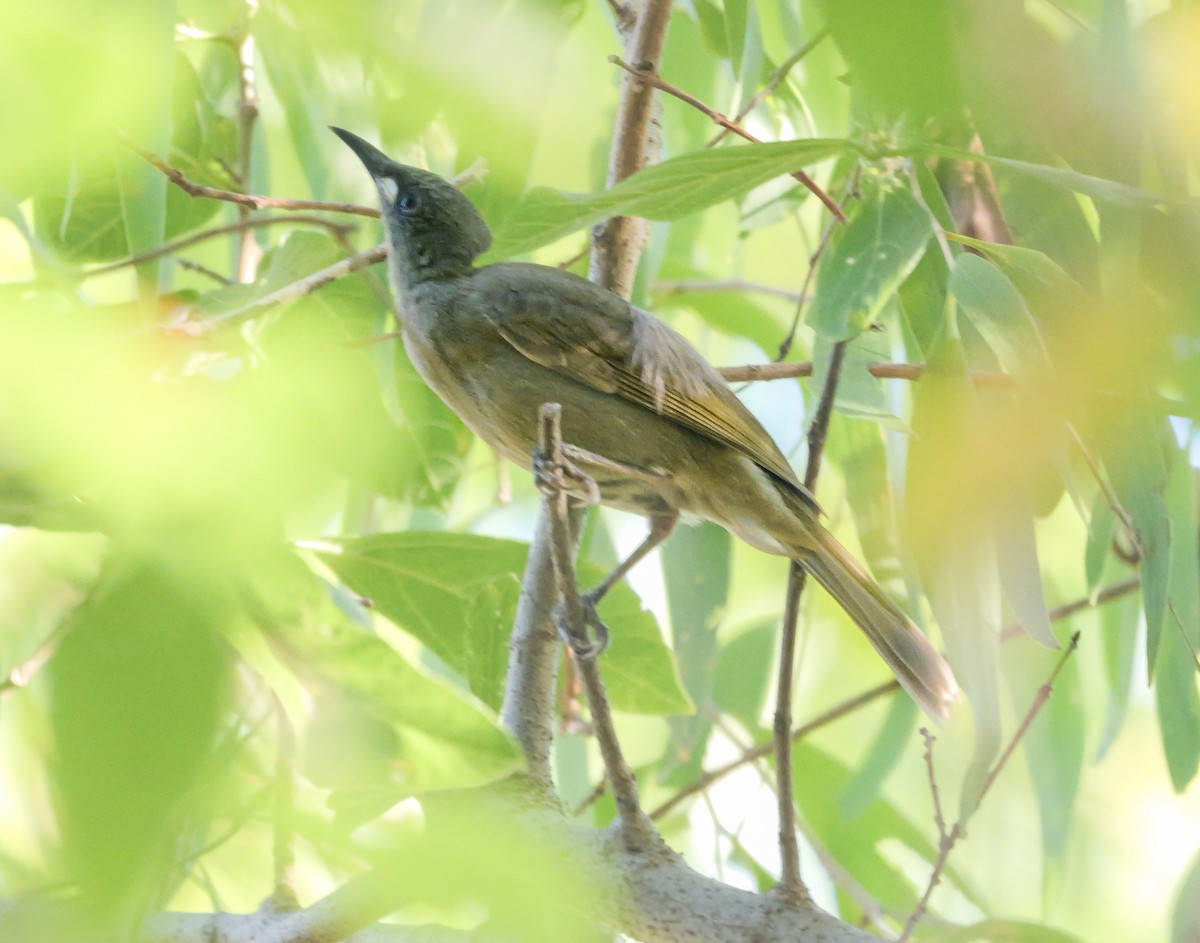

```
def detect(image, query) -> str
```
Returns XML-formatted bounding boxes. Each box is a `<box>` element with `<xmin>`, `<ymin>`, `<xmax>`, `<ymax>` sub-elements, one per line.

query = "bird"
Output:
<box><xmin>332</xmin><ymin>127</ymin><xmax>959</xmax><ymax>723</ymax></box>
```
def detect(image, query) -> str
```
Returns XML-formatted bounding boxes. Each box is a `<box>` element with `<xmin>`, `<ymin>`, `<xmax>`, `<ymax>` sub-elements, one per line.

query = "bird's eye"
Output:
<box><xmin>397</xmin><ymin>191</ymin><xmax>420</xmax><ymax>214</ymax></box>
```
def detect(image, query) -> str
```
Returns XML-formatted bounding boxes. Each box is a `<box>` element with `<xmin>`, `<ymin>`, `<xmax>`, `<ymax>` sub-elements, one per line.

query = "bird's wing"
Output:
<box><xmin>472</xmin><ymin>263</ymin><xmax>810</xmax><ymax>498</ymax></box>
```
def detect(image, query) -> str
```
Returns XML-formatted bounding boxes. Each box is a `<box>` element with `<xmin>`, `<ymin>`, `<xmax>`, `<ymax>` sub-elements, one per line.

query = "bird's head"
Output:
<box><xmin>332</xmin><ymin>127</ymin><xmax>491</xmax><ymax>288</ymax></box>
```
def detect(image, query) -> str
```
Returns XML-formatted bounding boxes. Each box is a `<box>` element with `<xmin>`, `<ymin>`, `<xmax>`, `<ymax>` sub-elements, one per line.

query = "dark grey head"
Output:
<box><xmin>332</xmin><ymin>127</ymin><xmax>491</xmax><ymax>287</ymax></box>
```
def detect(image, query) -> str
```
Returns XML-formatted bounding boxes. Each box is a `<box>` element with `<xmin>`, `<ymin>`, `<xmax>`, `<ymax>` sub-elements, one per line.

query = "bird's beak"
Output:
<box><xmin>330</xmin><ymin>126</ymin><xmax>392</xmax><ymax>180</ymax></box>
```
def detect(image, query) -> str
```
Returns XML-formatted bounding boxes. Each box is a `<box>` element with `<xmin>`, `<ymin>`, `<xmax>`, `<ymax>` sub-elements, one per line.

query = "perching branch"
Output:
<box><xmin>535</xmin><ymin>404</ymin><xmax>651</xmax><ymax>841</ymax></box>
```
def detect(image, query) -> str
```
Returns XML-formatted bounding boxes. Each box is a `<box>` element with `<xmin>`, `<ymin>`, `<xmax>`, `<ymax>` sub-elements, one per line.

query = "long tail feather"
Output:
<box><xmin>799</xmin><ymin>532</ymin><xmax>958</xmax><ymax>723</ymax></box>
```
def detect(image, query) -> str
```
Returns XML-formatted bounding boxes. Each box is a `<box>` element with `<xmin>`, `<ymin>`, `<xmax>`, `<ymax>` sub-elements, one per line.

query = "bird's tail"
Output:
<box><xmin>798</xmin><ymin>530</ymin><xmax>958</xmax><ymax>724</ymax></box>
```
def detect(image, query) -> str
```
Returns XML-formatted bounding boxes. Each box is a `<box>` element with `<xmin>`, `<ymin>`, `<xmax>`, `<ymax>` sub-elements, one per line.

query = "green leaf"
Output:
<box><xmin>1084</xmin><ymin>493</ymin><xmax>1116</xmax><ymax>595</ymax></box>
<box><xmin>725</xmin><ymin>0</ymin><xmax>749</xmax><ymax>77</ymax></box>
<box><xmin>943</xmin><ymin>234</ymin><xmax>1089</xmax><ymax>316</ymax></box>
<box><xmin>486</xmin><ymin>138</ymin><xmax>852</xmax><ymax>260</ymax></box>
<box><xmin>826</xmin><ymin>409</ymin><xmax>906</xmax><ymax>594</ymax></box>
<box><xmin>257</xmin><ymin>6</ymin><xmax>331</xmax><ymax>198</ymax></box>
<box><xmin>807</xmin><ymin>183</ymin><xmax>932</xmax><ymax>341</ymax></box>
<box><xmin>1097</xmin><ymin>412</ymin><xmax>1171</xmax><ymax>674</ymax></box>
<box><xmin>792</xmin><ymin>742</ymin><xmax>983</xmax><ymax>917</ymax></box>
<box><xmin>815</xmin><ymin>329</ymin><xmax>905</xmax><ymax>428</ymax></box>
<box><xmin>1095</xmin><ymin>590</ymin><xmax>1139</xmax><ymax>761</ymax></box>
<box><xmin>662</xmin><ymin>521</ymin><xmax>731</xmax><ymax>779</ymax></box>
<box><xmin>927</xmin><ymin>145</ymin><xmax>1167</xmax><ymax>208</ymax></box>
<box><xmin>315</xmin><ymin>532</ymin><xmax>527</xmax><ymax>709</ymax></box>
<box><xmin>1155</xmin><ymin>448</ymin><xmax>1200</xmax><ymax>791</ymax></box>
<box><xmin>586</xmin><ymin>561</ymin><xmax>694</xmax><ymax>716</ymax></box>
<box><xmin>317</xmin><ymin>533</ymin><xmax>689</xmax><ymax>717</ymax></box>
<box><xmin>949</xmin><ymin>254</ymin><xmax>1049</xmax><ymax>377</ymax></box>
<box><xmin>928</xmin><ymin>918</ymin><xmax>1085</xmax><ymax>942</ymax></box>
<box><xmin>651</xmin><ymin>265</ymin><xmax>788</xmax><ymax>355</ymax></box>
<box><xmin>1003</xmin><ymin>637</ymin><xmax>1083</xmax><ymax>897</ymax></box>
<box><xmin>1171</xmin><ymin>847</ymin><xmax>1200</xmax><ymax>943</ymax></box>
<box><xmin>907</xmin><ymin>336</ymin><xmax>1002</xmax><ymax>816</ymax></box>
<box><xmin>1166</xmin><ymin>447</ymin><xmax>1200</xmax><ymax>660</ymax></box>
<box><xmin>49</xmin><ymin>561</ymin><xmax>231</xmax><ymax>916</ymax></box>
<box><xmin>992</xmin><ymin>493</ymin><xmax>1057</xmax><ymax>648</ymax></box>
<box><xmin>282</xmin><ymin>615</ymin><xmax>521</xmax><ymax>796</ymax></box>
<box><xmin>838</xmin><ymin>691</ymin><xmax>914</xmax><ymax>819</ymax></box>
<box><xmin>712</xmin><ymin>618</ymin><xmax>775</xmax><ymax>728</ymax></box>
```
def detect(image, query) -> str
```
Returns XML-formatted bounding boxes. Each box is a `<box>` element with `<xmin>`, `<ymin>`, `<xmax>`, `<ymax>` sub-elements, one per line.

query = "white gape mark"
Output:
<box><xmin>376</xmin><ymin>176</ymin><xmax>399</xmax><ymax>204</ymax></box>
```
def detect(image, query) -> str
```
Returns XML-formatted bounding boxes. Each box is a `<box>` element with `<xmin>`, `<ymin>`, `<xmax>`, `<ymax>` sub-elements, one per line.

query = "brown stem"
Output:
<box><xmin>128</xmin><ymin>140</ymin><xmax>379</xmax><ymax>218</ymax></box>
<box><xmin>81</xmin><ymin>215</ymin><xmax>356</xmax><ymax>279</ymax></box>
<box><xmin>537</xmin><ymin>405</ymin><xmax>652</xmax><ymax>843</ymax></box>
<box><xmin>271</xmin><ymin>700</ymin><xmax>298</xmax><ymax>909</ymax></box>
<box><xmin>647</xmin><ymin>578</ymin><xmax>1136</xmax><ymax>823</ymax></box>
<box><xmin>609</xmin><ymin>55</ymin><xmax>845</xmax><ymax>223</ymax></box>
<box><xmin>707</xmin><ymin>29</ymin><xmax>830</xmax><ymax>148</ymax></box>
<box><xmin>773</xmin><ymin>339</ymin><xmax>848</xmax><ymax>897</ymax></box>
<box><xmin>235</xmin><ymin>1</ymin><xmax>262</xmax><ymax>283</ymax></box>
<box><xmin>777</xmin><ymin>169</ymin><xmax>860</xmax><ymax>359</ymax></box>
<box><xmin>653</xmin><ymin>278</ymin><xmax>806</xmax><ymax>303</ymax></box>
<box><xmin>898</xmin><ymin>633</ymin><xmax>1081</xmax><ymax>942</ymax></box>
<box><xmin>588</xmin><ymin>0</ymin><xmax>674</xmax><ymax>298</ymax></box>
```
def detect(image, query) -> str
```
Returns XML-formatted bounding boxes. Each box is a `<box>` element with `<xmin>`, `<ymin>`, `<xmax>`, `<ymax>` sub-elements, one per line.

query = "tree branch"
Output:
<box><xmin>234</xmin><ymin>0</ymin><xmax>262</xmax><ymax>283</ymax></box>
<box><xmin>80</xmin><ymin>215</ymin><xmax>356</xmax><ymax>280</ymax></box>
<box><xmin>773</xmin><ymin>339</ymin><xmax>848</xmax><ymax>896</ymax></box>
<box><xmin>587</xmin><ymin>0</ymin><xmax>674</xmax><ymax>297</ymax></box>
<box><xmin>536</xmin><ymin>404</ymin><xmax>652</xmax><ymax>841</ymax></box>
<box><xmin>128</xmin><ymin>140</ymin><xmax>379</xmax><ymax>218</ymax></box>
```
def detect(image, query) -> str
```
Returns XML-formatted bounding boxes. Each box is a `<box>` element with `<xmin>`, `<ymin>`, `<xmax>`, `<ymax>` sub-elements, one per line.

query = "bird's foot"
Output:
<box><xmin>532</xmin><ymin>448</ymin><xmax>601</xmax><ymax>505</ymax></box>
<box><xmin>553</xmin><ymin>593</ymin><xmax>611</xmax><ymax>661</ymax></box>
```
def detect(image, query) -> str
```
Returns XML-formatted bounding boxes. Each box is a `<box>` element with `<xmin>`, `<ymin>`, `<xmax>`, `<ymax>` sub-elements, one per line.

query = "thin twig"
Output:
<box><xmin>899</xmin><ymin>632</ymin><xmax>1082</xmax><ymax>942</ymax></box>
<box><xmin>176</xmin><ymin>258</ymin><xmax>233</xmax><ymax>285</ymax></box>
<box><xmin>653</xmin><ymin>278</ymin><xmax>806</xmax><ymax>303</ymax></box>
<box><xmin>0</xmin><ymin>621</ymin><xmax>73</xmax><ymax>701</ymax></box>
<box><xmin>128</xmin><ymin>138</ymin><xmax>379</xmax><ymax>218</ymax></box>
<box><xmin>209</xmin><ymin>245</ymin><xmax>387</xmax><ymax>321</ymax></box>
<box><xmin>707</xmin><ymin>28</ymin><xmax>831</xmax><ymax>147</ymax></box>
<box><xmin>1000</xmin><ymin>576</ymin><xmax>1140</xmax><ymax>642</ymax></box>
<box><xmin>717</xmin><ymin>360</ymin><xmax>1191</xmax><ymax>417</ymax></box>
<box><xmin>647</xmin><ymin>578</ymin><xmax>1136</xmax><ymax>822</ymax></box>
<box><xmin>645</xmin><ymin>682</ymin><xmax>896</xmax><ymax>821</ymax></box>
<box><xmin>920</xmin><ymin>728</ymin><xmax>947</xmax><ymax>842</ymax></box>
<box><xmin>537</xmin><ymin>404</ymin><xmax>652</xmax><ymax>843</ymax></box>
<box><xmin>235</xmin><ymin>0</ymin><xmax>262</xmax><ymax>282</ymax></box>
<box><xmin>271</xmin><ymin>700</ymin><xmax>298</xmax><ymax>909</ymax></box>
<box><xmin>717</xmin><ymin>360</ymin><xmax>1009</xmax><ymax>385</ymax></box>
<box><xmin>773</xmin><ymin>338</ymin><xmax>848</xmax><ymax>897</ymax></box>
<box><xmin>777</xmin><ymin>168</ymin><xmax>860</xmax><ymax>359</ymax></box>
<box><xmin>82</xmin><ymin>215</ymin><xmax>356</xmax><ymax>279</ymax></box>
<box><xmin>610</xmin><ymin>56</ymin><xmax>845</xmax><ymax>223</ymax></box>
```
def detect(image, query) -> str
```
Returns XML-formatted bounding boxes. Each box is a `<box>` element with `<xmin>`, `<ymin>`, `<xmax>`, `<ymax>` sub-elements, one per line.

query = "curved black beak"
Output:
<box><xmin>330</xmin><ymin>126</ymin><xmax>392</xmax><ymax>179</ymax></box>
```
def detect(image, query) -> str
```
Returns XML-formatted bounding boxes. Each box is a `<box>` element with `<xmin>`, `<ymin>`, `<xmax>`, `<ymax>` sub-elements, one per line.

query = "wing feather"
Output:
<box><xmin>475</xmin><ymin>263</ymin><xmax>812</xmax><ymax>503</ymax></box>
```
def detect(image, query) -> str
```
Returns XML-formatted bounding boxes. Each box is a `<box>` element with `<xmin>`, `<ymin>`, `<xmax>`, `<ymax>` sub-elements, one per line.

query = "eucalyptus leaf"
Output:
<box><xmin>486</xmin><ymin>138</ymin><xmax>852</xmax><ymax>260</ymax></box>
<box><xmin>807</xmin><ymin>183</ymin><xmax>932</xmax><ymax>341</ymax></box>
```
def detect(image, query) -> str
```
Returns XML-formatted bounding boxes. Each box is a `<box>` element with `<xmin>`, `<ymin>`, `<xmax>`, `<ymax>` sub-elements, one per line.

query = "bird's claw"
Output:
<box><xmin>532</xmin><ymin>448</ymin><xmax>600</xmax><ymax>505</ymax></box>
<box><xmin>553</xmin><ymin>594</ymin><xmax>610</xmax><ymax>661</ymax></box>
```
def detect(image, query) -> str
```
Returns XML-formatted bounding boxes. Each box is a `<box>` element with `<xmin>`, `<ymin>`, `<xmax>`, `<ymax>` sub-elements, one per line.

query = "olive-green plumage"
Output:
<box><xmin>333</xmin><ymin>127</ymin><xmax>958</xmax><ymax>722</ymax></box>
